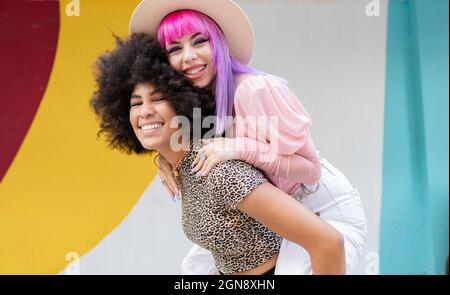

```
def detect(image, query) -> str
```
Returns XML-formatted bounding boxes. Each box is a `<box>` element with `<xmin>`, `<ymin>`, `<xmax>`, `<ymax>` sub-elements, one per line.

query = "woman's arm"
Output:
<box><xmin>234</xmin><ymin>137</ymin><xmax>321</xmax><ymax>184</ymax></box>
<box><xmin>192</xmin><ymin>75</ymin><xmax>321</xmax><ymax>184</ymax></box>
<box><xmin>237</xmin><ymin>182</ymin><xmax>345</xmax><ymax>275</ymax></box>
<box><xmin>194</xmin><ymin>137</ymin><xmax>321</xmax><ymax>184</ymax></box>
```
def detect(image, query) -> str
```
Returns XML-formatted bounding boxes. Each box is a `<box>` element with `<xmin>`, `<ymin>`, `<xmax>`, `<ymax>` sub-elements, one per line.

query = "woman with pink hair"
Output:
<box><xmin>130</xmin><ymin>0</ymin><xmax>366</xmax><ymax>275</ymax></box>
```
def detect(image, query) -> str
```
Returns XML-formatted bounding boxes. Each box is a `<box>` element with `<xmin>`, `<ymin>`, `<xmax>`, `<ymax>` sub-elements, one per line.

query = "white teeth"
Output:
<box><xmin>141</xmin><ymin>123</ymin><xmax>162</xmax><ymax>131</ymax></box>
<box><xmin>185</xmin><ymin>65</ymin><xmax>206</xmax><ymax>75</ymax></box>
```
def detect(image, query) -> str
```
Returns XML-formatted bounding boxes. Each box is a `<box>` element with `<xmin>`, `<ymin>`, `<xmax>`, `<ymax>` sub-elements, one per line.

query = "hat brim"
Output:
<box><xmin>129</xmin><ymin>0</ymin><xmax>254</xmax><ymax>65</ymax></box>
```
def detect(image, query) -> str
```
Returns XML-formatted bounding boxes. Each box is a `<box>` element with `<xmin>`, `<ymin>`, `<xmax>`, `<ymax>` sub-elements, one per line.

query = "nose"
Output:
<box><xmin>183</xmin><ymin>46</ymin><xmax>197</xmax><ymax>63</ymax></box>
<box><xmin>139</xmin><ymin>101</ymin><xmax>155</xmax><ymax>118</ymax></box>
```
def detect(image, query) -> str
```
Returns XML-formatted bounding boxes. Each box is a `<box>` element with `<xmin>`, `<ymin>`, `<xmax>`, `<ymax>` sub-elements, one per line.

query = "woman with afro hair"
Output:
<box><xmin>129</xmin><ymin>0</ymin><xmax>367</xmax><ymax>275</ymax></box>
<box><xmin>89</xmin><ymin>33</ymin><xmax>345</xmax><ymax>275</ymax></box>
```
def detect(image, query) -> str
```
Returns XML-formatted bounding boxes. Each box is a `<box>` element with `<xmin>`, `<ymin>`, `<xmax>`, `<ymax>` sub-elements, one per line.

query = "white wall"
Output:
<box><xmin>75</xmin><ymin>0</ymin><xmax>387</xmax><ymax>275</ymax></box>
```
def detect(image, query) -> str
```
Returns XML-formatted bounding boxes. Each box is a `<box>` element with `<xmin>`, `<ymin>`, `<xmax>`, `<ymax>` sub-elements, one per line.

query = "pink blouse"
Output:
<box><xmin>232</xmin><ymin>75</ymin><xmax>321</xmax><ymax>194</ymax></box>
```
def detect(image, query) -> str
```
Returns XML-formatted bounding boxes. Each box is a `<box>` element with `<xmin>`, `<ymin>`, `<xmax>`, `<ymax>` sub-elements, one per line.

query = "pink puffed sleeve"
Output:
<box><xmin>232</xmin><ymin>75</ymin><xmax>321</xmax><ymax>185</ymax></box>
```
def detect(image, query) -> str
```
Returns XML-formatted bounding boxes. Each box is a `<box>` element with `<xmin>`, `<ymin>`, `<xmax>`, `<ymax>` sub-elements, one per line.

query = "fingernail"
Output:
<box><xmin>196</xmin><ymin>172</ymin><xmax>201</xmax><ymax>178</ymax></box>
<box><xmin>191</xmin><ymin>162</ymin><xmax>195</xmax><ymax>168</ymax></box>
<box><xmin>191</xmin><ymin>168</ymin><xmax>197</xmax><ymax>173</ymax></box>
<box><xmin>201</xmin><ymin>172</ymin><xmax>206</xmax><ymax>177</ymax></box>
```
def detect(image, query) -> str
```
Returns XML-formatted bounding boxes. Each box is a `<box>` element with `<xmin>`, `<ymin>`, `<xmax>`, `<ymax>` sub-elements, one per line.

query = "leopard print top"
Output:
<box><xmin>177</xmin><ymin>140</ymin><xmax>282</xmax><ymax>275</ymax></box>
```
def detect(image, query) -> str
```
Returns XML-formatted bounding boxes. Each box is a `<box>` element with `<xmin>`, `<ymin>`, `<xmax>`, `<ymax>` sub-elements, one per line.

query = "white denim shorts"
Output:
<box><xmin>181</xmin><ymin>158</ymin><xmax>367</xmax><ymax>275</ymax></box>
<box><xmin>275</xmin><ymin>158</ymin><xmax>367</xmax><ymax>275</ymax></box>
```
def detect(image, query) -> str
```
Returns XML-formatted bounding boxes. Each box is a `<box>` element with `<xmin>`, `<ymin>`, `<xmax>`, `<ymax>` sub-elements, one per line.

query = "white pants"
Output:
<box><xmin>181</xmin><ymin>158</ymin><xmax>367</xmax><ymax>275</ymax></box>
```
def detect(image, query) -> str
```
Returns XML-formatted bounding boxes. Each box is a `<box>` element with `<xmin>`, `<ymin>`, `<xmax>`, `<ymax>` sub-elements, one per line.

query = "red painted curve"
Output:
<box><xmin>0</xmin><ymin>1</ymin><xmax>60</xmax><ymax>181</ymax></box>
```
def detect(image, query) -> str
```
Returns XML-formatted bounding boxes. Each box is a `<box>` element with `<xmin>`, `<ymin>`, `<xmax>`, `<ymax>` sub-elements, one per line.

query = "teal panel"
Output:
<box><xmin>381</xmin><ymin>0</ymin><xmax>449</xmax><ymax>274</ymax></box>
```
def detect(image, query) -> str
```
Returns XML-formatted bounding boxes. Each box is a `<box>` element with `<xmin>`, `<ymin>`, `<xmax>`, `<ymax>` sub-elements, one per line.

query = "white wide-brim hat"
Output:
<box><xmin>129</xmin><ymin>0</ymin><xmax>255</xmax><ymax>64</ymax></box>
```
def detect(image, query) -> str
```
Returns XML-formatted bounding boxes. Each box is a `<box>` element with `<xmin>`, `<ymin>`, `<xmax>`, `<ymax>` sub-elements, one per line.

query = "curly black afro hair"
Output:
<box><xmin>90</xmin><ymin>33</ymin><xmax>216</xmax><ymax>154</ymax></box>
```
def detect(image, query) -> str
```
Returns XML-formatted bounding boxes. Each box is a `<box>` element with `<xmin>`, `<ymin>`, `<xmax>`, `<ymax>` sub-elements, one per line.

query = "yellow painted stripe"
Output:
<box><xmin>0</xmin><ymin>0</ymin><xmax>157</xmax><ymax>274</ymax></box>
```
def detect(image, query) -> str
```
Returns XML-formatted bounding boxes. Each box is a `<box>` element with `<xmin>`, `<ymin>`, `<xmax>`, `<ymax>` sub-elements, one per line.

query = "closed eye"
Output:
<box><xmin>193</xmin><ymin>38</ymin><xmax>209</xmax><ymax>46</ymax></box>
<box><xmin>152</xmin><ymin>96</ymin><xmax>166</xmax><ymax>102</ymax></box>
<box><xmin>167</xmin><ymin>46</ymin><xmax>181</xmax><ymax>54</ymax></box>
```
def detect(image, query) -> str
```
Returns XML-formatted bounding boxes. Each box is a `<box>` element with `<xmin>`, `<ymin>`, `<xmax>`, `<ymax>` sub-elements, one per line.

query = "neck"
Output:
<box><xmin>158</xmin><ymin>143</ymin><xmax>190</xmax><ymax>168</ymax></box>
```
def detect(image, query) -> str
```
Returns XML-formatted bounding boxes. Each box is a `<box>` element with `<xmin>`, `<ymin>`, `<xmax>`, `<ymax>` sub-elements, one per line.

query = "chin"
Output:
<box><xmin>195</xmin><ymin>76</ymin><xmax>213</xmax><ymax>89</ymax></box>
<box><xmin>139</xmin><ymin>139</ymin><xmax>162</xmax><ymax>151</ymax></box>
<box><xmin>199</xmin><ymin>82</ymin><xmax>213</xmax><ymax>89</ymax></box>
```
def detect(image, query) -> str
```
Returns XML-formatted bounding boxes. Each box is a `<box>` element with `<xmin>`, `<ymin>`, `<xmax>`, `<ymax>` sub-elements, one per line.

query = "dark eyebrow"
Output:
<box><xmin>170</xmin><ymin>33</ymin><xmax>202</xmax><ymax>45</ymax></box>
<box><xmin>130</xmin><ymin>88</ymin><xmax>160</xmax><ymax>99</ymax></box>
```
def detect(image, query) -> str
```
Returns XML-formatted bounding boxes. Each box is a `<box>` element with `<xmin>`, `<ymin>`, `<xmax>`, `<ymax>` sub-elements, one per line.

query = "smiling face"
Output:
<box><xmin>129</xmin><ymin>82</ymin><xmax>179</xmax><ymax>151</ymax></box>
<box><xmin>166</xmin><ymin>33</ymin><xmax>216</xmax><ymax>88</ymax></box>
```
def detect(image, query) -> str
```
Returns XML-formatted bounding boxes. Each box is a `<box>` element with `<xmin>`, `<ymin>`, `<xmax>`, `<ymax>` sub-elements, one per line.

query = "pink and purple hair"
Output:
<box><xmin>157</xmin><ymin>10</ymin><xmax>262</xmax><ymax>135</ymax></box>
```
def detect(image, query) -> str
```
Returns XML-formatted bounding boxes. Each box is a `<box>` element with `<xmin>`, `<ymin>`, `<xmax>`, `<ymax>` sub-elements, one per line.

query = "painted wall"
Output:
<box><xmin>381</xmin><ymin>0</ymin><xmax>449</xmax><ymax>274</ymax></box>
<box><xmin>0</xmin><ymin>0</ymin><xmax>153</xmax><ymax>274</ymax></box>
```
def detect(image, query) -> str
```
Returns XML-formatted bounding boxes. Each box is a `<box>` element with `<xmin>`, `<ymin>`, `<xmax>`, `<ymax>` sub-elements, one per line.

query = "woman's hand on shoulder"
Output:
<box><xmin>191</xmin><ymin>138</ymin><xmax>237</xmax><ymax>177</ymax></box>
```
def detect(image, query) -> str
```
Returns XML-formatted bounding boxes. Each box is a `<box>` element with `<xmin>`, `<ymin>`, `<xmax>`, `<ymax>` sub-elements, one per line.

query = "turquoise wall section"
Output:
<box><xmin>381</xmin><ymin>0</ymin><xmax>449</xmax><ymax>274</ymax></box>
